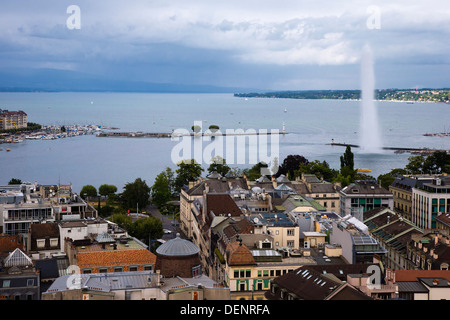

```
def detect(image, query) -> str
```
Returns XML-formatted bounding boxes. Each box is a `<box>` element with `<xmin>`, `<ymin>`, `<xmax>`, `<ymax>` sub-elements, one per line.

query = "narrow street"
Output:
<box><xmin>146</xmin><ymin>204</ymin><xmax>179</xmax><ymax>241</ymax></box>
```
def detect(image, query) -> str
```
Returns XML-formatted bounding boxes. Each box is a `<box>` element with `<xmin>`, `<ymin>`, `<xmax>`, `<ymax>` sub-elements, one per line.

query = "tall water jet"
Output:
<box><xmin>359</xmin><ymin>44</ymin><xmax>382</xmax><ymax>153</ymax></box>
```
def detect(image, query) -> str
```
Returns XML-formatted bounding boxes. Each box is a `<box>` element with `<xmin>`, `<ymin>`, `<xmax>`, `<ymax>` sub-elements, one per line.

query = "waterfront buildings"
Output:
<box><xmin>0</xmin><ymin>109</ymin><xmax>27</xmax><ymax>130</ymax></box>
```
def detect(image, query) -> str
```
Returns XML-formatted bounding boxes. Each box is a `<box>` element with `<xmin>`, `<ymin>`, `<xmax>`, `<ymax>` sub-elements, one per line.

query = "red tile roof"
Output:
<box><xmin>394</xmin><ymin>270</ymin><xmax>450</xmax><ymax>282</ymax></box>
<box><xmin>77</xmin><ymin>249</ymin><xmax>156</xmax><ymax>268</ymax></box>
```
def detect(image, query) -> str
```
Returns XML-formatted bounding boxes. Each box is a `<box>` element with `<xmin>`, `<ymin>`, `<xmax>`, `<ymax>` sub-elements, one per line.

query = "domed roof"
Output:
<box><xmin>156</xmin><ymin>234</ymin><xmax>199</xmax><ymax>257</ymax></box>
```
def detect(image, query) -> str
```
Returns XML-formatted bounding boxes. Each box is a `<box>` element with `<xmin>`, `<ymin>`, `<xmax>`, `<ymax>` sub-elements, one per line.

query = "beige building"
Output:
<box><xmin>0</xmin><ymin>110</ymin><xmax>27</xmax><ymax>130</ymax></box>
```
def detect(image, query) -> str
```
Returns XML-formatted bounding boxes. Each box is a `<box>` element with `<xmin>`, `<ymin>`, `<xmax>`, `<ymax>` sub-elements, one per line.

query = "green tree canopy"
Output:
<box><xmin>278</xmin><ymin>154</ymin><xmax>309</xmax><ymax>179</ymax></box>
<box><xmin>8</xmin><ymin>178</ymin><xmax>22</xmax><ymax>185</ymax></box>
<box><xmin>377</xmin><ymin>168</ymin><xmax>407</xmax><ymax>190</ymax></box>
<box><xmin>121</xmin><ymin>178</ymin><xmax>151</xmax><ymax>210</ymax></box>
<box><xmin>175</xmin><ymin>159</ymin><xmax>204</xmax><ymax>190</ymax></box>
<box><xmin>151</xmin><ymin>171</ymin><xmax>172</xmax><ymax>208</ymax></box>
<box><xmin>80</xmin><ymin>185</ymin><xmax>97</xmax><ymax>199</ymax></box>
<box><xmin>295</xmin><ymin>160</ymin><xmax>338</xmax><ymax>181</ymax></box>
<box><xmin>99</xmin><ymin>184</ymin><xmax>118</xmax><ymax>197</ymax></box>
<box><xmin>207</xmin><ymin>156</ymin><xmax>231</xmax><ymax>176</ymax></box>
<box><xmin>129</xmin><ymin>216</ymin><xmax>163</xmax><ymax>248</ymax></box>
<box><xmin>110</xmin><ymin>213</ymin><xmax>133</xmax><ymax>230</ymax></box>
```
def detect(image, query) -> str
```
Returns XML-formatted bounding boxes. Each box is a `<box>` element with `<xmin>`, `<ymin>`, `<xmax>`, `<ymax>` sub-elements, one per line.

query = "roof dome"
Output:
<box><xmin>156</xmin><ymin>234</ymin><xmax>199</xmax><ymax>257</ymax></box>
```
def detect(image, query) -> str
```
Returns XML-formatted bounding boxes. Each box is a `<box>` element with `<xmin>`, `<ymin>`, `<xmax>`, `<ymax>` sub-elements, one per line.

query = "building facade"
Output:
<box><xmin>0</xmin><ymin>109</ymin><xmax>27</xmax><ymax>130</ymax></box>
<box><xmin>339</xmin><ymin>180</ymin><xmax>393</xmax><ymax>219</ymax></box>
<box><xmin>412</xmin><ymin>176</ymin><xmax>450</xmax><ymax>230</ymax></box>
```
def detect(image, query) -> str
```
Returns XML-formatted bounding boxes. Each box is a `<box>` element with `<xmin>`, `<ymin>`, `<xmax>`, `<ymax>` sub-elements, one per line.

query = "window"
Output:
<box><xmin>36</xmin><ymin>239</ymin><xmax>45</xmax><ymax>249</ymax></box>
<box><xmin>27</xmin><ymin>279</ymin><xmax>34</xmax><ymax>287</ymax></box>
<box><xmin>50</xmin><ymin>238</ymin><xmax>58</xmax><ymax>247</ymax></box>
<box><xmin>114</xmin><ymin>267</ymin><xmax>123</xmax><ymax>272</ymax></box>
<box><xmin>129</xmin><ymin>266</ymin><xmax>138</xmax><ymax>272</ymax></box>
<box><xmin>287</xmin><ymin>229</ymin><xmax>295</xmax><ymax>236</ymax></box>
<box><xmin>99</xmin><ymin>268</ymin><xmax>108</xmax><ymax>273</ymax></box>
<box><xmin>2</xmin><ymin>280</ymin><xmax>10</xmax><ymax>288</ymax></box>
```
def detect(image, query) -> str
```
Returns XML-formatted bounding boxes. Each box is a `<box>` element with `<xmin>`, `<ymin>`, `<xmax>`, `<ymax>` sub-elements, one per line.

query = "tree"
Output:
<box><xmin>295</xmin><ymin>160</ymin><xmax>338</xmax><ymax>181</ymax></box>
<box><xmin>405</xmin><ymin>155</ymin><xmax>425</xmax><ymax>174</ymax></box>
<box><xmin>340</xmin><ymin>145</ymin><xmax>354</xmax><ymax>171</ymax></box>
<box><xmin>245</xmin><ymin>162</ymin><xmax>269</xmax><ymax>180</ymax></box>
<box><xmin>278</xmin><ymin>155</ymin><xmax>309</xmax><ymax>179</ymax></box>
<box><xmin>207</xmin><ymin>156</ymin><xmax>231</xmax><ymax>176</ymax></box>
<box><xmin>338</xmin><ymin>146</ymin><xmax>356</xmax><ymax>183</ymax></box>
<box><xmin>98</xmin><ymin>184</ymin><xmax>118</xmax><ymax>210</ymax></box>
<box><xmin>151</xmin><ymin>172</ymin><xmax>172</xmax><ymax>208</ymax></box>
<box><xmin>175</xmin><ymin>159</ymin><xmax>204</xmax><ymax>190</ymax></box>
<box><xmin>121</xmin><ymin>178</ymin><xmax>151</xmax><ymax>211</ymax></box>
<box><xmin>110</xmin><ymin>213</ymin><xmax>133</xmax><ymax>230</ymax></box>
<box><xmin>377</xmin><ymin>168</ymin><xmax>407</xmax><ymax>190</ymax></box>
<box><xmin>99</xmin><ymin>184</ymin><xmax>118</xmax><ymax>197</ymax></box>
<box><xmin>129</xmin><ymin>217</ymin><xmax>163</xmax><ymax>249</ymax></box>
<box><xmin>8</xmin><ymin>178</ymin><xmax>22</xmax><ymax>185</ymax></box>
<box><xmin>80</xmin><ymin>185</ymin><xmax>97</xmax><ymax>199</ymax></box>
<box><xmin>422</xmin><ymin>151</ymin><xmax>450</xmax><ymax>174</ymax></box>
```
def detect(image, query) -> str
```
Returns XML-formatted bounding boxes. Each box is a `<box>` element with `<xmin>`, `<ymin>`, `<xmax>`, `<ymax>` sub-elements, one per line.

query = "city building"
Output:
<box><xmin>407</xmin><ymin>231</ymin><xmax>450</xmax><ymax>270</ymax></box>
<box><xmin>412</xmin><ymin>175</ymin><xmax>450</xmax><ymax>229</ymax></box>
<box><xmin>339</xmin><ymin>180</ymin><xmax>393</xmax><ymax>219</ymax></box>
<box><xmin>155</xmin><ymin>233</ymin><xmax>202</xmax><ymax>278</ymax></box>
<box><xmin>264</xmin><ymin>265</ymin><xmax>373</xmax><ymax>300</ymax></box>
<box><xmin>0</xmin><ymin>248</ymin><xmax>40</xmax><ymax>300</ymax></box>
<box><xmin>0</xmin><ymin>109</ymin><xmax>27</xmax><ymax>130</ymax></box>
<box><xmin>363</xmin><ymin>207</ymin><xmax>424</xmax><ymax>270</ymax></box>
<box><xmin>390</xmin><ymin>175</ymin><xmax>433</xmax><ymax>221</ymax></box>
<box><xmin>385</xmin><ymin>269</ymin><xmax>450</xmax><ymax>300</ymax></box>
<box><xmin>222</xmin><ymin>239</ymin><xmax>315</xmax><ymax>300</ymax></box>
<box><xmin>330</xmin><ymin>215</ymin><xmax>387</xmax><ymax>264</ymax></box>
<box><xmin>64</xmin><ymin>232</ymin><xmax>156</xmax><ymax>274</ymax></box>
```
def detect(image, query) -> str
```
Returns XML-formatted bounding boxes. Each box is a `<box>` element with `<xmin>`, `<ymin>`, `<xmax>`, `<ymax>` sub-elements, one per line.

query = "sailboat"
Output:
<box><xmin>284</xmin><ymin>108</ymin><xmax>287</xmax><ymax>113</ymax></box>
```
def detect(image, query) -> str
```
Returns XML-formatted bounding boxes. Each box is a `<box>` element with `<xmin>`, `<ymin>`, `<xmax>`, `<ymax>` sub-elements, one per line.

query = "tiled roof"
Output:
<box><xmin>394</xmin><ymin>270</ymin><xmax>450</xmax><ymax>282</ymax></box>
<box><xmin>31</xmin><ymin>223</ymin><xmax>60</xmax><ymax>238</ymax></box>
<box><xmin>0</xmin><ymin>234</ymin><xmax>23</xmax><ymax>254</ymax></box>
<box><xmin>226</xmin><ymin>241</ymin><xmax>256</xmax><ymax>266</ymax></box>
<box><xmin>206</xmin><ymin>194</ymin><xmax>242</xmax><ymax>217</ymax></box>
<box><xmin>76</xmin><ymin>249</ymin><xmax>156</xmax><ymax>268</ymax></box>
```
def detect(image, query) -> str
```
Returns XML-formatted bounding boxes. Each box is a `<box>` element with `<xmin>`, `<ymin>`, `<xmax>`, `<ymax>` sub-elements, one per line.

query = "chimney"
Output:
<box><xmin>205</xmin><ymin>183</ymin><xmax>209</xmax><ymax>194</ymax></box>
<box><xmin>272</xmin><ymin>176</ymin><xmax>277</xmax><ymax>188</ymax></box>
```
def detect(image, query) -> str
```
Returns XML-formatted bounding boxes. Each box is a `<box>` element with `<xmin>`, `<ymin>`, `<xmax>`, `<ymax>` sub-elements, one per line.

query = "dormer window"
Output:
<box><xmin>36</xmin><ymin>239</ymin><xmax>45</xmax><ymax>249</ymax></box>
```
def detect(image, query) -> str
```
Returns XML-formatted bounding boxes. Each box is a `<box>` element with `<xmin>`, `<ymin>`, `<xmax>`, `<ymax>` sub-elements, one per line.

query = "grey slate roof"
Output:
<box><xmin>156</xmin><ymin>234</ymin><xmax>200</xmax><ymax>257</ymax></box>
<box><xmin>45</xmin><ymin>271</ymin><xmax>159</xmax><ymax>293</ymax></box>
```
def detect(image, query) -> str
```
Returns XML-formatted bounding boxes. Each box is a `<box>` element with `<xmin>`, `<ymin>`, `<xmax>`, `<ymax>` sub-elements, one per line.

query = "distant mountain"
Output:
<box><xmin>0</xmin><ymin>68</ymin><xmax>263</xmax><ymax>94</ymax></box>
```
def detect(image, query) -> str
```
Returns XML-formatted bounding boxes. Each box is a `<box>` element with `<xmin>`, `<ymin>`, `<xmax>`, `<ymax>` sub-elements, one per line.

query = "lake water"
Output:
<box><xmin>0</xmin><ymin>92</ymin><xmax>448</xmax><ymax>193</ymax></box>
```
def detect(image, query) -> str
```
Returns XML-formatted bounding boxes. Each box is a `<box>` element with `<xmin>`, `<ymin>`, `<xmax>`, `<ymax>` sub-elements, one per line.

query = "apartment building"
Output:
<box><xmin>0</xmin><ymin>109</ymin><xmax>27</xmax><ymax>130</ymax></box>
<box><xmin>412</xmin><ymin>175</ymin><xmax>450</xmax><ymax>229</ymax></box>
<box><xmin>339</xmin><ymin>180</ymin><xmax>393</xmax><ymax>219</ymax></box>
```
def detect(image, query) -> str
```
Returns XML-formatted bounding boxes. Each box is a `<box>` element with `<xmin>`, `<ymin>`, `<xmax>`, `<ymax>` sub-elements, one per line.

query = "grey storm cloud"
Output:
<box><xmin>0</xmin><ymin>0</ymin><xmax>449</xmax><ymax>90</ymax></box>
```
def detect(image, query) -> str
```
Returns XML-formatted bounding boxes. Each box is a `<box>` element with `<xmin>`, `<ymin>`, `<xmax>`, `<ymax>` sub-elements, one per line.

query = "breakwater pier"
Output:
<box><xmin>328</xmin><ymin>142</ymin><xmax>449</xmax><ymax>156</ymax></box>
<box><xmin>97</xmin><ymin>130</ymin><xmax>287</xmax><ymax>138</ymax></box>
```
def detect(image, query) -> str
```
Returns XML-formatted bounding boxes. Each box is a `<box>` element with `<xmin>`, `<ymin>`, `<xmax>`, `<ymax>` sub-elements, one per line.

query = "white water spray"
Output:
<box><xmin>359</xmin><ymin>44</ymin><xmax>382</xmax><ymax>153</ymax></box>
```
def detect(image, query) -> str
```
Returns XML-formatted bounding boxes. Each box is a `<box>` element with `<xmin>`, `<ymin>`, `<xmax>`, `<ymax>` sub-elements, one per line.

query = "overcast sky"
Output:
<box><xmin>1</xmin><ymin>0</ymin><xmax>449</xmax><ymax>91</ymax></box>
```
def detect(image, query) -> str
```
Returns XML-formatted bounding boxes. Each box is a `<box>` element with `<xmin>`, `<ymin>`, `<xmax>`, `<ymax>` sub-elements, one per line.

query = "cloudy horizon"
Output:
<box><xmin>1</xmin><ymin>1</ymin><xmax>449</xmax><ymax>91</ymax></box>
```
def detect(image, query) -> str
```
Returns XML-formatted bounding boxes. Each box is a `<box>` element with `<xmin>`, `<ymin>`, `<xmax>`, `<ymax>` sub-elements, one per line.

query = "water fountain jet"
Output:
<box><xmin>359</xmin><ymin>44</ymin><xmax>382</xmax><ymax>153</ymax></box>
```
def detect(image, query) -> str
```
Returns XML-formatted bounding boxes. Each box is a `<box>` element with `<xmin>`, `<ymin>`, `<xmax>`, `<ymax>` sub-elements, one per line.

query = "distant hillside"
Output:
<box><xmin>235</xmin><ymin>89</ymin><xmax>450</xmax><ymax>103</ymax></box>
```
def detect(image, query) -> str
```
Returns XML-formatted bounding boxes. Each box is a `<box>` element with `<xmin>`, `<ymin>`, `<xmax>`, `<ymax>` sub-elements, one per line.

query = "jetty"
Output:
<box><xmin>328</xmin><ymin>141</ymin><xmax>450</xmax><ymax>156</ymax></box>
<box><xmin>97</xmin><ymin>131</ymin><xmax>288</xmax><ymax>138</ymax></box>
